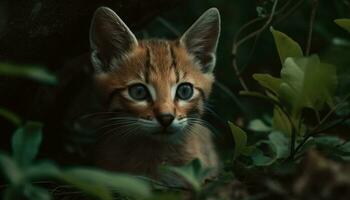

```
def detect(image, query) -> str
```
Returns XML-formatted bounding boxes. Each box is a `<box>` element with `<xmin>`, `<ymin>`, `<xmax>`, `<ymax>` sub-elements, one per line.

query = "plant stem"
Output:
<box><xmin>232</xmin><ymin>0</ymin><xmax>280</xmax><ymax>91</ymax></box>
<box><xmin>305</xmin><ymin>0</ymin><xmax>319</xmax><ymax>56</ymax></box>
<box><xmin>274</xmin><ymin>0</ymin><xmax>305</xmax><ymax>25</ymax></box>
<box><xmin>293</xmin><ymin>114</ymin><xmax>350</xmax><ymax>159</ymax></box>
<box><xmin>317</xmin><ymin>93</ymin><xmax>350</xmax><ymax>126</ymax></box>
<box><xmin>315</xmin><ymin>109</ymin><xmax>321</xmax><ymax>124</ymax></box>
<box><xmin>289</xmin><ymin>122</ymin><xmax>297</xmax><ymax>159</ymax></box>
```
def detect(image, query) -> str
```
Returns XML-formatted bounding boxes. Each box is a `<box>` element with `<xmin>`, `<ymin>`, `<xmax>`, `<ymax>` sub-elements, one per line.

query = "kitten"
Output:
<box><xmin>61</xmin><ymin>7</ymin><xmax>221</xmax><ymax>179</ymax></box>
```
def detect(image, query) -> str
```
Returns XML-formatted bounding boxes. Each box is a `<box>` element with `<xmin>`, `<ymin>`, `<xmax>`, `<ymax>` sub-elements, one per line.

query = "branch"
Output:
<box><xmin>305</xmin><ymin>0</ymin><xmax>319</xmax><ymax>56</ymax></box>
<box><xmin>293</xmin><ymin>114</ymin><xmax>350</xmax><ymax>159</ymax></box>
<box><xmin>231</xmin><ymin>0</ymin><xmax>279</xmax><ymax>91</ymax></box>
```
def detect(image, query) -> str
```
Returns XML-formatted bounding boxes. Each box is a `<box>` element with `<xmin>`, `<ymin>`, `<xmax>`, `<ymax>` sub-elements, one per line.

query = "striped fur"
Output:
<box><xmin>89</xmin><ymin>7</ymin><xmax>221</xmax><ymax>179</ymax></box>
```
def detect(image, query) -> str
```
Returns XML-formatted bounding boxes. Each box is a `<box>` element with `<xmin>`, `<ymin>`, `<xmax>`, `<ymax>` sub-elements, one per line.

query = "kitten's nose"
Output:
<box><xmin>156</xmin><ymin>113</ymin><xmax>175</xmax><ymax>127</ymax></box>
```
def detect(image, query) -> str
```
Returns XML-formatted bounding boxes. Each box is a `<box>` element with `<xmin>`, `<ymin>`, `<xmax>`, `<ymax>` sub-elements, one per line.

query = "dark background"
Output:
<box><xmin>0</xmin><ymin>0</ymin><xmax>349</xmax><ymax>163</ymax></box>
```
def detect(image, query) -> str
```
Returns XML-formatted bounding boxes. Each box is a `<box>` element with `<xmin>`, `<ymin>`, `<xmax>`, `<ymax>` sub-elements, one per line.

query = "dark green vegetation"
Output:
<box><xmin>1</xmin><ymin>0</ymin><xmax>350</xmax><ymax>199</ymax></box>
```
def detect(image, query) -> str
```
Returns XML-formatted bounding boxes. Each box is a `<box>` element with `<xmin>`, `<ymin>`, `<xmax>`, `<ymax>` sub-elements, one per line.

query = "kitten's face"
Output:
<box><xmin>94</xmin><ymin>41</ymin><xmax>214</xmax><ymax>136</ymax></box>
<box><xmin>89</xmin><ymin>7</ymin><xmax>220</xmax><ymax>139</ymax></box>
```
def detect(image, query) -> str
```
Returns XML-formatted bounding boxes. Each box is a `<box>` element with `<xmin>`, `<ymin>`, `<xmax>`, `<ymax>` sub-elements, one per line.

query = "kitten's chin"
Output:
<box><xmin>143</xmin><ymin>126</ymin><xmax>186</xmax><ymax>142</ymax></box>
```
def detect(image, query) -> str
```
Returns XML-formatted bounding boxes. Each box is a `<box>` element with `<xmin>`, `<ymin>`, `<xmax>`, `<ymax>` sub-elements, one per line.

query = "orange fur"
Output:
<box><xmin>92</xmin><ymin>40</ymin><xmax>218</xmax><ymax>177</ymax></box>
<box><xmin>84</xmin><ymin>7</ymin><xmax>221</xmax><ymax>180</ymax></box>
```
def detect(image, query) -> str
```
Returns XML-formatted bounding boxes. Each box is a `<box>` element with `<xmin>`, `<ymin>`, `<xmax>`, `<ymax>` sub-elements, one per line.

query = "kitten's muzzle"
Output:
<box><xmin>156</xmin><ymin>113</ymin><xmax>175</xmax><ymax>128</ymax></box>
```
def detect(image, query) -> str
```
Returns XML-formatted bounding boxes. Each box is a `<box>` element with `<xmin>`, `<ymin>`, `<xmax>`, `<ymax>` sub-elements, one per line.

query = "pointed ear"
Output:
<box><xmin>89</xmin><ymin>7</ymin><xmax>138</xmax><ymax>73</ymax></box>
<box><xmin>180</xmin><ymin>8</ymin><xmax>221</xmax><ymax>73</ymax></box>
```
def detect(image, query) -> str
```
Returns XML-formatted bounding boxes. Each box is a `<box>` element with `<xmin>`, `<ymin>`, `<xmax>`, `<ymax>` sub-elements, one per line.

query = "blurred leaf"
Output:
<box><xmin>256</xmin><ymin>6</ymin><xmax>267</xmax><ymax>18</ymax></box>
<box><xmin>251</xmin><ymin>148</ymin><xmax>275</xmax><ymax>166</ymax></box>
<box><xmin>253</xmin><ymin>74</ymin><xmax>282</xmax><ymax>95</ymax></box>
<box><xmin>24</xmin><ymin>184</ymin><xmax>51</xmax><ymax>200</ymax></box>
<box><xmin>313</xmin><ymin>136</ymin><xmax>350</xmax><ymax>161</ymax></box>
<box><xmin>272</xmin><ymin>106</ymin><xmax>291</xmax><ymax>135</ymax></box>
<box><xmin>228</xmin><ymin>122</ymin><xmax>247</xmax><ymax>160</ymax></box>
<box><xmin>59</xmin><ymin>174</ymin><xmax>112</xmax><ymax>200</ymax></box>
<box><xmin>269</xmin><ymin>131</ymin><xmax>289</xmax><ymax>159</ymax></box>
<box><xmin>12</xmin><ymin>121</ymin><xmax>43</xmax><ymax>167</ymax></box>
<box><xmin>314</xmin><ymin>135</ymin><xmax>344</xmax><ymax>148</ymax></box>
<box><xmin>148</xmin><ymin>193</ymin><xmax>182</xmax><ymax>200</ymax></box>
<box><xmin>270</xmin><ymin>27</ymin><xmax>303</xmax><ymax>64</ymax></box>
<box><xmin>0</xmin><ymin>107</ymin><xmax>22</xmax><ymax>126</ymax></box>
<box><xmin>250</xmin><ymin>134</ymin><xmax>289</xmax><ymax>166</ymax></box>
<box><xmin>165</xmin><ymin>159</ymin><xmax>208</xmax><ymax>192</ymax></box>
<box><xmin>339</xmin><ymin>142</ymin><xmax>350</xmax><ymax>153</ymax></box>
<box><xmin>335</xmin><ymin>18</ymin><xmax>350</xmax><ymax>33</ymax></box>
<box><xmin>26</xmin><ymin>161</ymin><xmax>61</xmax><ymax>180</ymax></box>
<box><xmin>60</xmin><ymin>168</ymin><xmax>151</xmax><ymax>200</ymax></box>
<box><xmin>0</xmin><ymin>153</ymin><xmax>23</xmax><ymax>185</ymax></box>
<box><xmin>241</xmin><ymin>145</ymin><xmax>256</xmax><ymax>157</ymax></box>
<box><xmin>248</xmin><ymin>119</ymin><xmax>271</xmax><ymax>132</ymax></box>
<box><xmin>0</xmin><ymin>63</ymin><xmax>57</xmax><ymax>85</ymax></box>
<box><xmin>337</xmin><ymin>142</ymin><xmax>350</xmax><ymax>160</ymax></box>
<box><xmin>279</xmin><ymin>56</ymin><xmax>337</xmax><ymax>116</ymax></box>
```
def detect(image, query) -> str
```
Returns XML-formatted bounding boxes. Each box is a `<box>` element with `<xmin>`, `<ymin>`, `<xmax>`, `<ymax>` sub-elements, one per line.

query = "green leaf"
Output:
<box><xmin>253</xmin><ymin>74</ymin><xmax>282</xmax><ymax>94</ymax></box>
<box><xmin>0</xmin><ymin>153</ymin><xmax>23</xmax><ymax>185</ymax></box>
<box><xmin>164</xmin><ymin>159</ymin><xmax>209</xmax><ymax>192</ymax></box>
<box><xmin>26</xmin><ymin>161</ymin><xmax>61</xmax><ymax>180</ymax></box>
<box><xmin>59</xmin><ymin>173</ymin><xmax>113</xmax><ymax>200</ymax></box>
<box><xmin>272</xmin><ymin>106</ymin><xmax>291</xmax><ymax>135</ymax></box>
<box><xmin>12</xmin><ymin>121</ymin><xmax>43</xmax><ymax>167</ymax></box>
<box><xmin>339</xmin><ymin>142</ymin><xmax>350</xmax><ymax>153</ymax></box>
<box><xmin>148</xmin><ymin>193</ymin><xmax>182</xmax><ymax>200</ymax></box>
<box><xmin>60</xmin><ymin>168</ymin><xmax>151</xmax><ymax>200</ymax></box>
<box><xmin>0</xmin><ymin>107</ymin><xmax>22</xmax><ymax>126</ymax></box>
<box><xmin>228</xmin><ymin>122</ymin><xmax>247</xmax><ymax>159</ymax></box>
<box><xmin>335</xmin><ymin>19</ymin><xmax>350</xmax><ymax>33</ymax></box>
<box><xmin>23</xmin><ymin>184</ymin><xmax>51</xmax><ymax>200</ymax></box>
<box><xmin>270</xmin><ymin>27</ymin><xmax>303</xmax><ymax>64</ymax></box>
<box><xmin>241</xmin><ymin>145</ymin><xmax>256</xmax><ymax>157</ymax></box>
<box><xmin>251</xmin><ymin>148</ymin><xmax>275</xmax><ymax>166</ymax></box>
<box><xmin>268</xmin><ymin>132</ymin><xmax>289</xmax><ymax>159</ymax></box>
<box><xmin>314</xmin><ymin>136</ymin><xmax>343</xmax><ymax>148</ymax></box>
<box><xmin>0</xmin><ymin>63</ymin><xmax>57</xmax><ymax>85</ymax></box>
<box><xmin>279</xmin><ymin>56</ymin><xmax>337</xmax><ymax>116</ymax></box>
<box><xmin>248</xmin><ymin>119</ymin><xmax>271</xmax><ymax>132</ymax></box>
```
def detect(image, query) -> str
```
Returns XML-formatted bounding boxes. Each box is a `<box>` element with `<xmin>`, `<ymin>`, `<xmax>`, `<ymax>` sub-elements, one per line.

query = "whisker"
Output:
<box><xmin>99</xmin><ymin>122</ymin><xmax>137</xmax><ymax>137</ymax></box>
<box><xmin>118</xmin><ymin>126</ymin><xmax>141</xmax><ymax>140</ymax></box>
<box><xmin>185</xmin><ymin>117</ymin><xmax>220</xmax><ymax>137</ymax></box>
<box><xmin>96</xmin><ymin>118</ymin><xmax>138</xmax><ymax>130</ymax></box>
<box><xmin>79</xmin><ymin>111</ymin><xmax>119</xmax><ymax>118</ymax></box>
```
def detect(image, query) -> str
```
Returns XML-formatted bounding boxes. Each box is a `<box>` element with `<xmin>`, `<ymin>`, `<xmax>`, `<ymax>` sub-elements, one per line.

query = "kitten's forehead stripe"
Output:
<box><xmin>169</xmin><ymin>44</ymin><xmax>177</xmax><ymax>68</ymax></box>
<box><xmin>144</xmin><ymin>47</ymin><xmax>151</xmax><ymax>83</ymax></box>
<box><xmin>169</xmin><ymin>44</ymin><xmax>180</xmax><ymax>83</ymax></box>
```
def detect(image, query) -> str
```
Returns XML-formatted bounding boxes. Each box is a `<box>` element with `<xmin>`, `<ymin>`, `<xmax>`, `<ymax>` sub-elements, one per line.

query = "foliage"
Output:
<box><xmin>0</xmin><ymin>122</ymin><xmax>151</xmax><ymax>200</ymax></box>
<box><xmin>335</xmin><ymin>18</ymin><xmax>350</xmax><ymax>33</ymax></box>
<box><xmin>163</xmin><ymin>159</ymin><xmax>209</xmax><ymax>193</ymax></box>
<box><xmin>232</xmin><ymin>22</ymin><xmax>350</xmax><ymax>168</ymax></box>
<box><xmin>0</xmin><ymin>63</ymin><xmax>57</xmax><ymax>85</ymax></box>
<box><xmin>1</xmin><ymin>1</ymin><xmax>350</xmax><ymax>200</ymax></box>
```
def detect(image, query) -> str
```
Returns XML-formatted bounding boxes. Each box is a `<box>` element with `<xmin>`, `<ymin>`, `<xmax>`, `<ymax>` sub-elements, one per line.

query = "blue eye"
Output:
<box><xmin>176</xmin><ymin>83</ymin><xmax>194</xmax><ymax>100</ymax></box>
<box><xmin>128</xmin><ymin>84</ymin><xmax>149</xmax><ymax>100</ymax></box>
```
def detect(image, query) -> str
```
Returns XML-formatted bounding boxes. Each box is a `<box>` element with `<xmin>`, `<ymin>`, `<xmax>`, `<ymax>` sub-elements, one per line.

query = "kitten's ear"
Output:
<box><xmin>89</xmin><ymin>7</ymin><xmax>138</xmax><ymax>73</ymax></box>
<box><xmin>180</xmin><ymin>8</ymin><xmax>221</xmax><ymax>73</ymax></box>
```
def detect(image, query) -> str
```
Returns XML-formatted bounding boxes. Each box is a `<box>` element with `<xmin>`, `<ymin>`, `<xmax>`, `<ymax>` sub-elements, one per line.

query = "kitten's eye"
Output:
<box><xmin>128</xmin><ymin>84</ymin><xmax>149</xmax><ymax>100</ymax></box>
<box><xmin>176</xmin><ymin>83</ymin><xmax>194</xmax><ymax>100</ymax></box>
